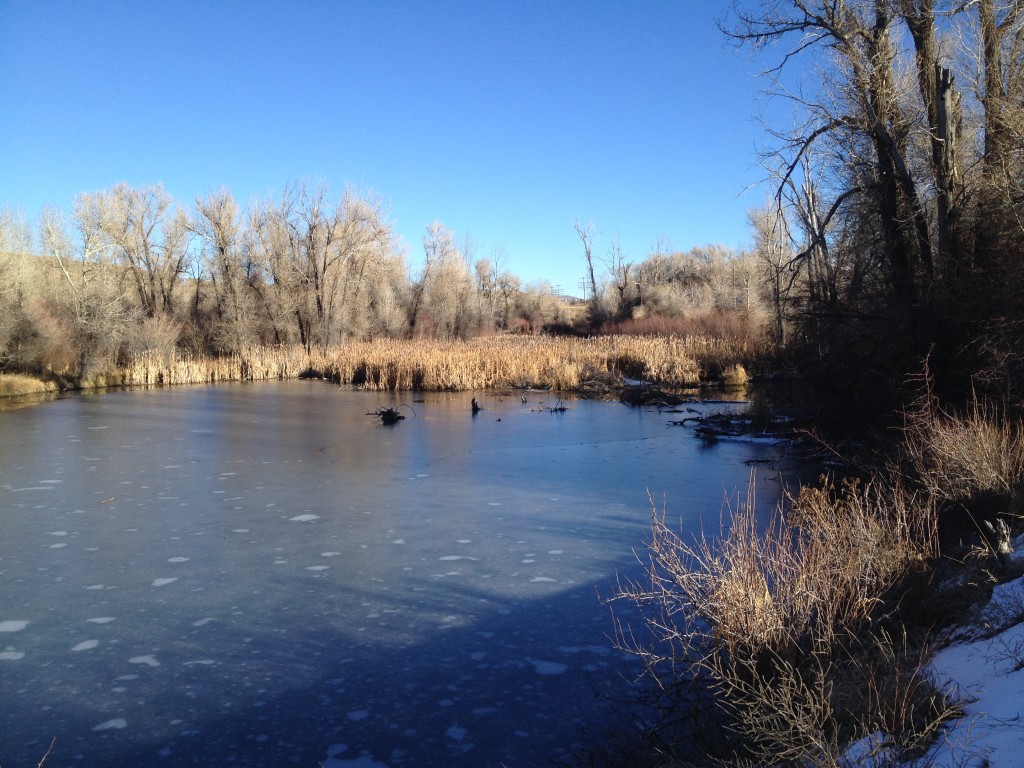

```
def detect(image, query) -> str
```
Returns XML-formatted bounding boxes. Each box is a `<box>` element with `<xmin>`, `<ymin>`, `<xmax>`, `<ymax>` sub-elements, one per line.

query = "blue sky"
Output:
<box><xmin>1</xmin><ymin>1</ymin><xmax>782</xmax><ymax>295</ymax></box>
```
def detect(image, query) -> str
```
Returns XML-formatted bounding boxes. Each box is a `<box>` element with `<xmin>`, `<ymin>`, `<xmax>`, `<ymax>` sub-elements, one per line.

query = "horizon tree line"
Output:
<box><xmin>0</xmin><ymin>183</ymin><xmax>775</xmax><ymax>380</ymax></box>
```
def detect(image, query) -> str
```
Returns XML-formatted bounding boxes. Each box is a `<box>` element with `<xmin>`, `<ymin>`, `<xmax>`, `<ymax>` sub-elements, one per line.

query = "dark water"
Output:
<box><xmin>0</xmin><ymin>382</ymin><xmax>783</xmax><ymax>767</ymax></box>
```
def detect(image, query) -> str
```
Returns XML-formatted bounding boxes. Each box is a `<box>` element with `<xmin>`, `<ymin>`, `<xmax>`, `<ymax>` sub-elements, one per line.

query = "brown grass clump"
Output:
<box><xmin>903</xmin><ymin>395</ymin><xmax>1024</xmax><ymax>504</ymax></box>
<box><xmin>0</xmin><ymin>373</ymin><xmax>59</xmax><ymax>398</ymax></box>
<box><xmin>117</xmin><ymin>334</ymin><xmax>758</xmax><ymax>392</ymax></box>
<box><xmin>610</xmin><ymin>477</ymin><xmax>953</xmax><ymax>766</ymax></box>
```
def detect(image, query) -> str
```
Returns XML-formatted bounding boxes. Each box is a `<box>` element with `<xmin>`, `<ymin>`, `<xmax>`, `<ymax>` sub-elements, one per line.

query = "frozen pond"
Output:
<box><xmin>0</xmin><ymin>382</ymin><xmax>783</xmax><ymax>767</ymax></box>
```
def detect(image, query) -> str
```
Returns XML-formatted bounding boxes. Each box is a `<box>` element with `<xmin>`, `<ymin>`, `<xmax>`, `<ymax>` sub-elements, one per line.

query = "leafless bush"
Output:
<box><xmin>903</xmin><ymin>394</ymin><xmax>1024</xmax><ymax>504</ymax></box>
<box><xmin>610</xmin><ymin>477</ymin><xmax>952</xmax><ymax>766</ymax></box>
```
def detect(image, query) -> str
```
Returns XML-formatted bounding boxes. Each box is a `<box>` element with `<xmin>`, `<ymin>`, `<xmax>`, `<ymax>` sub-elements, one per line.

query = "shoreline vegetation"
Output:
<box><xmin>0</xmin><ymin>333</ymin><xmax>756</xmax><ymax>400</ymax></box>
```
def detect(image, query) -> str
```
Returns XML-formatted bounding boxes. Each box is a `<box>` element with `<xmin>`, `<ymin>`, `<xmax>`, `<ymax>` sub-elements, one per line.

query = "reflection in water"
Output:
<box><xmin>0</xmin><ymin>382</ymin><xmax>783</xmax><ymax>767</ymax></box>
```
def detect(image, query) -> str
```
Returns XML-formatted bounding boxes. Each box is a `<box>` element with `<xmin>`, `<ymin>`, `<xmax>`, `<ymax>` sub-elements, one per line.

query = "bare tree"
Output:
<box><xmin>574</xmin><ymin>220</ymin><xmax>600</xmax><ymax>321</ymax></box>
<box><xmin>0</xmin><ymin>206</ymin><xmax>32</xmax><ymax>368</ymax></box>
<box><xmin>96</xmin><ymin>183</ymin><xmax>191</xmax><ymax>317</ymax></box>
<box><xmin>37</xmin><ymin>201</ymin><xmax>137</xmax><ymax>375</ymax></box>
<box><xmin>605</xmin><ymin>236</ymin><xmax>636</xmax><ymax>320</ymax></box>
<box><xmin>188</xmin><ymin>189</ymin><xmax>261</xmax><ymax>352</ymax></box>
<box><xmin>749</xmin><ymin>202</ymin><xmax>796</xmax><ymax>345</ymax></box>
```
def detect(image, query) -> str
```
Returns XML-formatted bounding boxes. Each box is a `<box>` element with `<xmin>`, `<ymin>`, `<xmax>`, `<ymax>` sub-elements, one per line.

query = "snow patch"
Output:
<box><xmin>528</xmin><ymin>659</ymin><xmax>568</xmax><ymax>675</ymax></box>
<box><xmin>92</xmin><ymin>718</ymin><xmax>127</xmax><ymax>731</ymax></box>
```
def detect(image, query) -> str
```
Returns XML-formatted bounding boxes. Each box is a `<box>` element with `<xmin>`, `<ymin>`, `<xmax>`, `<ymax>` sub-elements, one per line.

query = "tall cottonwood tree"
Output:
<box><xmin>34</xmin><ymin>200</ymin><xmax>141</xmax><ymax>374</ymax></box>
<box><xmin>727</xmin><ymin>0</ymin><xmax>1024</xmax><ymax>406</ymax></box>
<box><xmin>94</xmin><ymin>183</ymin><xmax>191</xmax><ymax>317</ymax></box>
<box><xmin>0</xmin><ymin>207</ymin><xmax>32</xmax><ymax>367</ymax></box>
<box><xmin>247</xmin><ymin>183</ymin><xmax>398</xmax><ymax>351</ymax></box>
<box><xmin>188</xmin><ymin>189</ymin><xmax>261</xmax><ymax>353</ymax></box>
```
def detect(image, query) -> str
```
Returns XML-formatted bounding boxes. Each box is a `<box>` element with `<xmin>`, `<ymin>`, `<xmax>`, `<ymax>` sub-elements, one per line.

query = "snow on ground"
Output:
<box><xmin>918</xmin><ymin>543</ymin><xmax>1024</xmax><ymax>767</ymax></box>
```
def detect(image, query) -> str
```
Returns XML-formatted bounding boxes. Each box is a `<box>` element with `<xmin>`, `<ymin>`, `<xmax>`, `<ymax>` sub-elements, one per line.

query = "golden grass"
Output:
<box><xmin>120</xmin><ymin>334</ymin><xmax>758</xmax><ymax>391</ymax></box>
<box><xmin>0</xmin><ymin>373</ymin><xmax>59</xmax><ymax>398</ymax></box>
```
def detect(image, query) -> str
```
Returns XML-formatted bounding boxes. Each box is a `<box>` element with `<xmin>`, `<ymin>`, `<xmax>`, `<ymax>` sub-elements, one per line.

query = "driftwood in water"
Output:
<box><xmin>369</xmin><ymin>406</ymin><xmax>406</xmax><ymax>425</ymax></box>
<box><xmin>982</xmin><ymin>518</ymin><xmax>1013</xmax><ymax>565</ymax></box>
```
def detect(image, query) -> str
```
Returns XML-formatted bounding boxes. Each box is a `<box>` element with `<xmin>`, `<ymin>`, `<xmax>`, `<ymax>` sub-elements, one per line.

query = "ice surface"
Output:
<box><xmin>0</xmin><ymin>383</ymin><xmax>785</xmax><ymax>768</ymax></box>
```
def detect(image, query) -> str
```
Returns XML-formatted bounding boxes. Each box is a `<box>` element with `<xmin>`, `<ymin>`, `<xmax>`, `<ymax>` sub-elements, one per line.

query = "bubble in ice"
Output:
<box><xmin>48</xmin><ymin>531</ymin><xmax>68</xmax><ymax>536</ymax></box>
<box><xmin>306</xmin><ymin>565</ymin><xmax>329</xmax><ymax>571</ymax></box>
<box><xmin>347</xmin><ymin>710</ymin><xmax>369</xmax><ymax>721</ymax></box>
<box><xmin>324</xmin><ymin>755</ymin><xmax>389</xmax><ymax>768</ymax></box>
<box><xmin>446</xmin><ymin>724</ymin><xmax>468</xmax><ymax>740</ymax></box>
<box><xmin>290</xmin><ymin>514</ymin><xmax>320</xmax><ymax>522</ymax></box>
<box><xmin>72</xmin><ymin>640</ymin><xmax>99</xmax><ymax>652</ymax></box>
<box><xmin>152</xmin><ymin>578</ymin><xmax>178</xmax><ymax>587</ymax></box>
<box><xmin>528</xmin><ymin>659</ymin><xmax>568</xmax><ymax>675</ymax></box>
<box><xmin>92</xmin><ymin>718</ymin><xmax>127</xmax><ymax>731</ymax></box>
<box><xmin>192</xmin><ymin>618</ymin><xmax>215</xmax><ymax>627</ymax></box>
<box><xmin>531</xmin><ymin>576</ymin><xmax>556</xmax><ymax>582</ymax></box>
<box><xmin>87</xmin><ymin>617</ymin><xmax>115</xmax><ymax>624</ymax></box>
<box><xmin>439</xmin><ymin>555</ymin><xmax>477</xmax><ymax>561</ymax></box>
<box><xmin>49</xmin><ymin>543</ymin><xmax>67</xmax><ymax>548</ymax></box>
<box><xmin>129</xmin><ymin>655</ymin><xmax>160</xmax><ymax>667</ymax></box>
<box><xmin>167</xmin><ymin>557</ymin><xmax>189</xmax><ymax>563</ymax></box>
<box><xmin>0</xmin><ymin>620</ymin><xmax>29</xmax><ymax>633</ymax></box>
<box><xmin>0</xmin><ymin>649</ymin><xmax>25</xmax><ymax>660</ymax></box>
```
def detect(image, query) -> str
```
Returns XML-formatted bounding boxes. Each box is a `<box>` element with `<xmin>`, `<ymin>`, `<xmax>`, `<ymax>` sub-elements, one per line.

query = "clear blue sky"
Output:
<box><xmin>1</xmin><ymin>0</ymin><xmax>781</xmax><ymax>296</ymax></box>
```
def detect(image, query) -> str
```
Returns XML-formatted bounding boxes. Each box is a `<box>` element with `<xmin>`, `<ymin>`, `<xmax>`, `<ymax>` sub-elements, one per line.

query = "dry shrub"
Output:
<box><xmin>611</xmin><ymin>477</ymin><xmax>950</xmax><ymax>766</ymax></box>
<box><xmin>0</xmin><ymin>373</ymin><xmax>58</xmax><ymax>398</ymax></box>
<box><xmin>903</xmin><ymin>395</ymin><xmax>1024</xmax><ymax>504</ymax></box>
<box><xmin>901</xmin><ymin>392</ymin><xmax>1024</xmax><ymax>560</ymax></box>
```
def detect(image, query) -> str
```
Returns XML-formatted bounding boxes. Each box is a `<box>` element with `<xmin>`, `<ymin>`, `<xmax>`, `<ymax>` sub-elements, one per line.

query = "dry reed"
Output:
<box><xmin>119</xmin><ymin>334</ymin><xmax>756</xmax><ymax>391</ymax></box>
